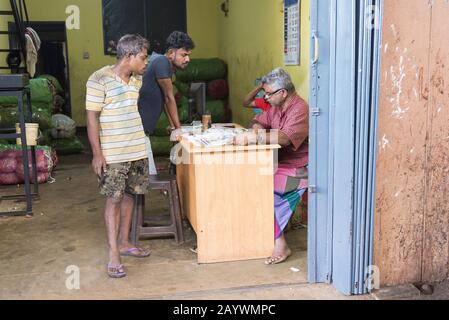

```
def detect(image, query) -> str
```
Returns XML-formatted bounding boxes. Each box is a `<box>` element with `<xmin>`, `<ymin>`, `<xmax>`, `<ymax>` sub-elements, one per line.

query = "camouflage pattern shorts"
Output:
<box><xmin>98</xmin><ymin>158</ymin><xmax>150</xmax><ymax>200</ymax></box>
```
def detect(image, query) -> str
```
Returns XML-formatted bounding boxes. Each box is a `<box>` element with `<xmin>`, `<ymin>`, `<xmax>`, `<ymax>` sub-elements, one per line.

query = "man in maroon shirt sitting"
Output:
<box><xmin>235</xmin><ymin>68</ymin><xmax>309</xmax><ymax>265</ymax></box>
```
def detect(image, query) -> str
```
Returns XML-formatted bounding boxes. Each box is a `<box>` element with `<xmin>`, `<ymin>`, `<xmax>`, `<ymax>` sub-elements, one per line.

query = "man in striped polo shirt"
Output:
<box><xmin>86</xmin><ymin>34</ymin><xmax>151</xmax><ymax>278</ymax></box>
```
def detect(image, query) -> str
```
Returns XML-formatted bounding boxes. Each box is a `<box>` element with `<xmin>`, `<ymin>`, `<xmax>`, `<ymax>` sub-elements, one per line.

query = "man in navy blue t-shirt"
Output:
<box><xmin>138</xmin><ymin>31</ymin><xmax>194</xmax><ymax>133</ymax></box>
<box><xmin>138</xmin><ymin>31</ymin><xmax>194</xmax><ymax>174</ymax></box>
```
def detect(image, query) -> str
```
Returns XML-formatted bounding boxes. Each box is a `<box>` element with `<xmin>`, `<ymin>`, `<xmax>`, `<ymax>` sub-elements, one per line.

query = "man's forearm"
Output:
<box><xmin>261</xmin><ymin>130</ymin><xmax>291</xmax><ymax>146</ymax></box>
<box><xmin>165</xmin><ymin>97</ymin><xmax>181</xmax><ymax>129</ymax></box>
<box><xmin>274</xmin><ymin>131</ymin><xmax>291</xmax><ymax>146</ymax></box>
<box><xmin>243</xmin><ymin>85</ymin><xmax>263</xmax><ymax>107</ymax></box>
<box><xmin>164</xmin><ymin>104</ymin><xmax>175</xmax><ymax>128</ymax></box>
<box><xmin>86</xmin><ymin>112</ymin><xmax>103</xmax><ymax>157</ymax></box>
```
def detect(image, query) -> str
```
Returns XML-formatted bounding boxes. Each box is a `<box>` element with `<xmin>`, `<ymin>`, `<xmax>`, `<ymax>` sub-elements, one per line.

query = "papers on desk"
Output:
<box><xmin>182</xmin><ymin>127</ymin><xmax>247</xmax><ymax>147</ymax></box>
<box><xmin>181</xmin><ymin>124</ymin><xmax>202</xmax><ymax>134</ymax></box>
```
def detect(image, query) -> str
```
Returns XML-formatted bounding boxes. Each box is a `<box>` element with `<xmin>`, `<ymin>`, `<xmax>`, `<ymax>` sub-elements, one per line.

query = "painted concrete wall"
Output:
<box><xmin>217</xmin><ymin>0</ymin><xmax>310</xmax><ymax>126</ymax></box>
<box><xmin>187</xmin><ymin>0</ymin><xmax>220</xmax><ymax>59</ymax></box>
<box><xmin>374</xmin><ymin>0</ymin><xmax>449</xmax><ymax>286</ymax></box>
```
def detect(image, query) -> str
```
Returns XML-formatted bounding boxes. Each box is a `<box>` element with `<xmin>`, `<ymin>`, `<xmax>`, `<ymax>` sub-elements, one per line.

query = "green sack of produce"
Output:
<box><xmin>152</xmin><ymin>112</ymin><xmax>170</xmax><ymax>137</ymax></box>
<box><xmin>37</xmin><ymin>74</ymin><xmax>64</xmax><ymax>94</ymax></box>
<box><xmin>0</xmin><ymin>105</ymin><xmax>53</xmax><ymax>130</ymax></box>
<box><xmin>152</xmin><ymin>101</ymin><xmax>189</xmax><ymax>136</ymax></box>
<box><xmin>173</xmin><ymin>80</ymin><xmax>190</xmax><ymax>95</ymax></box>
<box><xmin>179</xmin><ymin>104</ymin><xmax>189</xmax><ymax>124</ymax></box>
<box><xmin>0</xmin><ymin>78</ymin><xmax>54</xmax><ymax>105</ymax></box>
<box><xmin>0</xmin><ymin>106</ymin><xmax>17</xmax><ymax>128</ymax></box>
<box><xmin>178</xmin><ymin>95</ymin><xmax>189</xmax><ymax>108</ymax></box>
<box><xmin>38</xmin><ymin>129</ymin><xmax>53</xmax><ymax>146</ymax></box>
<box><xmin>206</xmin><ymin>100</ymin><xmax>227</xmax><ymax>123</ymax></box>
<box><xmin>0</xmin><ymin>95</ymin><xmax>27</xmax><ymax>106</ymax></box>
<box><xmin>51</xmin><ymin>136</ymin><xmax>84</xmax><ymax>155</ymax></box>
<box><xmin>33</xmin><ymin>101</ymin><xmax>54</xmax><ymax>112</ymax></box>
<box><xmin>175</xmin><ymin>58</ymin><xmax>227</xmax><ymax>83</ymax></box>
<box><xmin>149</xmin><ymin>135</ymin><xmax>173</xmax><ymax>156</ymax></box>
<box><xmin>31</xmin><ymin>107</ymin><xmax>53</xmax><ymax>131</ymax></box>
<box><xmin>172</xmin><ymin>85</ymin><xmax>178</xmax><ymax>97</ymax></box>
<box><xmin>178</xmin><ymin>96</ymin><xmax>189</xmax><ymax>123</ymax></box>
<box><xmin>29</xmin><ymin>78</ymin><xmax>55</xmax><ymax>103</ymax></box>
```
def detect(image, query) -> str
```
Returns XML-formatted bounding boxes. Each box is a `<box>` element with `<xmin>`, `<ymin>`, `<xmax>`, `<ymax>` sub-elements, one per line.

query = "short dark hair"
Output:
<box><xmin>165</xmin><ymin>31</ymin><xmax>195</xmax><ymax>52</ymax></box>
<box><xmin>116</xmin><ymin>34</ymin><xmax>149</xmax><ymax>60</ymax></box>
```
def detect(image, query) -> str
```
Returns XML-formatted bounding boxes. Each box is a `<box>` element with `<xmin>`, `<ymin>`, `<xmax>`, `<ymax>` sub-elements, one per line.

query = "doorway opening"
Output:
<box><xmin>9</xmin><ymin>21</ymin><xmax>71</xmax><ymax>116</ymax></box>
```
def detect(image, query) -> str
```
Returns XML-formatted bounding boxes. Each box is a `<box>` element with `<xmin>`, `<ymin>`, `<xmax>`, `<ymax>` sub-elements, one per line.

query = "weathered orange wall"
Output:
<box><xmin>374</xmin><ymin>0</ymin><xmax>449</xmax><ymax>286</ymax></box>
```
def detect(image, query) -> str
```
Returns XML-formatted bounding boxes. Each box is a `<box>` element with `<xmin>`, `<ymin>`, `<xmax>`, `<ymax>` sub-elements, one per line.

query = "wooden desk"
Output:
<box><xmin>176</xmin><ymin>138</ymin><xmax>280</xmax><ymax>263</ymax></box>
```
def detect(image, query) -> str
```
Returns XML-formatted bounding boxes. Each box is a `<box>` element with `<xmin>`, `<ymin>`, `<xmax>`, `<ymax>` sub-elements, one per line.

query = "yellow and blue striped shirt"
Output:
<box><xmin>86</xmin><ymin>66</ymin><xmax>147</xmax><ymax>164</ymax></box>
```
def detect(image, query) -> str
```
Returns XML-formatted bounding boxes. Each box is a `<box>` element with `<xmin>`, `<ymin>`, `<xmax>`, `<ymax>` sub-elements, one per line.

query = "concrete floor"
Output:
<box><xmin>0</xmin><ymin>152</ymin><xmax>368</xmax><ymax>300</ymax></box>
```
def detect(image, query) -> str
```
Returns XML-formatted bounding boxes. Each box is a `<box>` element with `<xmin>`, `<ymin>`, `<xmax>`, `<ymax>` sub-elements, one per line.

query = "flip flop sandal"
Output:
<box><xmin>189</xmin><ymin>245</ymin><xmax>198</xmax><ymax>254</ymax></box>
<box><xmin>107</xmin><ymin>263</ymin><xmax>126</xmax><ymax>278</ymax></box>
<box><xmin>120</xmin><ymin>247</ymin><xmax>151</xmax><ymax>258</ymax></box>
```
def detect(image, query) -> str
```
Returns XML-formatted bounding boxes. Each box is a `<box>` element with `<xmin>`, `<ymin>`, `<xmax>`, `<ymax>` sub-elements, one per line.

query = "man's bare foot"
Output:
<box><xmin>264</xmin><ymin>248</ymin><xmax>292</xmax><ymax>265</ymax></box>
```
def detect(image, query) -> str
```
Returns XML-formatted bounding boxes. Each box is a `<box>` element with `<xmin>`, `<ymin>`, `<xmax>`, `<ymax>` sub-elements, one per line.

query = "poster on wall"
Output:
<box><xmin>284</xmin><ymin>0</ymin><xmax>301</xmax><ymax>65</ymax></box>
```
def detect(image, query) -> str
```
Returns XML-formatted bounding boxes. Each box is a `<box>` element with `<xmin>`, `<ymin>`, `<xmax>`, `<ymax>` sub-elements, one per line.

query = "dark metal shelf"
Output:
<box><xmin>0</xmin><ymin>84</ymin><xmax>39</xmax><ymax>216</ymax></box>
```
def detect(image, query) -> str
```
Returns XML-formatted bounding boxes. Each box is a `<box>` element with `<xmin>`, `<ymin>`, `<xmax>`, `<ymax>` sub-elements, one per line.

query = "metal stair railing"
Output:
<box><xmin>0</xmin><ymin>0</ymin><xmax>29</xmax><ymax>73</ymax></box>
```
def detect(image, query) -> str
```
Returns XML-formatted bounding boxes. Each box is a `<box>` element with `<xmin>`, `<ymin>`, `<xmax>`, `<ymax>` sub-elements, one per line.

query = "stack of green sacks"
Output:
<box><xmin>0</xmin><ymin>76</ymin><xmax>83</xmax><ymax>155</ymax></box>
<box><xmin>37</xmin><ymin>74</ymin><xmax>64</xmax><ymax>95</ymax></box>
<box><xmin>174</xmin><ymin>58</ymin><xmax>229</xmax><ymax>125</ymax></box>
<box><xmin>0</xmin><ymin>78</ymin><xmax>56</xmax><ymax>145</ymax></box>
<box><xmin>175</xmin><ymin>58</ymin><xmax>227</xmax><ymax>83</ymax></box>
<box><xmin>0</xmin><ymin>78</ymin><xmax>55</xmax><ymax>110</ymax></box>
<box><xmin>0</xmin><ymin>105</ymin><xmax>53</xmax><ymax>132</ymax></box>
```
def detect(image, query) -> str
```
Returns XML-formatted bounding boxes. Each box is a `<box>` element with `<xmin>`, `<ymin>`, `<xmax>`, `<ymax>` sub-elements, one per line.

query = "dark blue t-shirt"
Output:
<box><xmin>138</xmin><ymin>52</ymin><xmax>173</xmax><ymax>134</ymax></box>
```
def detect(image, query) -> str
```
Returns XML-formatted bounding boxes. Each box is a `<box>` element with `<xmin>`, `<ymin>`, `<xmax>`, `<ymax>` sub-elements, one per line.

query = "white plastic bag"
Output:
<box><xmin>51</xmin><ymin>114</ymin><xmax>76</xmax><ymax>139</ymax></box>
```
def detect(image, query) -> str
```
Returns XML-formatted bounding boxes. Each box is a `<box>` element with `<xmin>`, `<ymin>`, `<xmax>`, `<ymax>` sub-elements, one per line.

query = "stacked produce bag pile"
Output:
<box><xmin>0</xmin><ymin>144</ymin><xmax>58</xmax><ymax>185</ymax></box>
<box><xmin>151</xmin><ymin>58</ymin><xmax>230</xmax><ymax>156</ymax></box>
<box><xmin>0</xmin><ymin>75</ymin><xmax>82</xmax><ymax>185</ymax></box>
<box><xmin>0</xmin><ymin>77</ymin><xmax>58</xmax><ymax>138</ymax></box>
